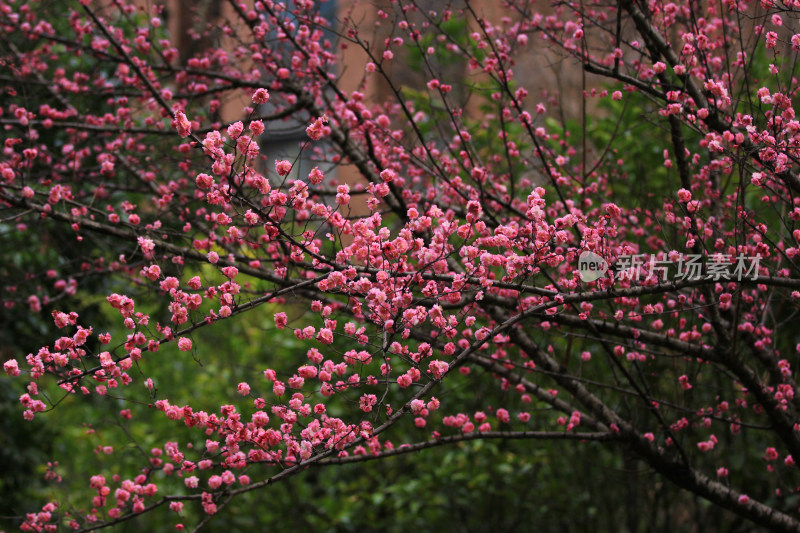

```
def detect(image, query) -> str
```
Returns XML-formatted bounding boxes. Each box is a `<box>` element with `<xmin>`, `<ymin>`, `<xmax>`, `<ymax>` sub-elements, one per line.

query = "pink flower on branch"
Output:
<box><xmin>252</xmin><ymin>88</ymin><xmax>270</xmax><ymax>104</ymax></box>
<box><xmin>173</xmin><ymin>111</ymin><xmax>192</xmax><ymax>137</ymax></box>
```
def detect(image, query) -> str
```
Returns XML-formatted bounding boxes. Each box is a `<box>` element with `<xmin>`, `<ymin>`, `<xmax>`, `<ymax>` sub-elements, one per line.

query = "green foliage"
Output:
<box><xmin>0</xmin><ymin>380</ymin><xmax>56</xmax><ymax>523</ymax></box>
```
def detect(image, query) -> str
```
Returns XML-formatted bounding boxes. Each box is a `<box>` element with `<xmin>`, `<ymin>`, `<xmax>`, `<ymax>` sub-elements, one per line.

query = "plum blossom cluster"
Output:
<box><xmin>2</xmin><ymin>0</ymin><xmax>800</xmax><ymax>532</ymax></box>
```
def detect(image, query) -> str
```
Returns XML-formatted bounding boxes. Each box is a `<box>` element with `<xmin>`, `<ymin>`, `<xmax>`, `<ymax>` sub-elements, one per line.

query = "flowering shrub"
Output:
<box><xmin>3</xmin><ymin>0</ymin><xmax>800</xmax><ymax>530</ymax></box>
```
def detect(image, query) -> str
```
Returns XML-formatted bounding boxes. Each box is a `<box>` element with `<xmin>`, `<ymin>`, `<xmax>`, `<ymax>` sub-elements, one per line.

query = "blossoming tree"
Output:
<box><xmin>3</xmin><ymin>0</ymin><xmax>800</xmax><ymax>530</ymax></box>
